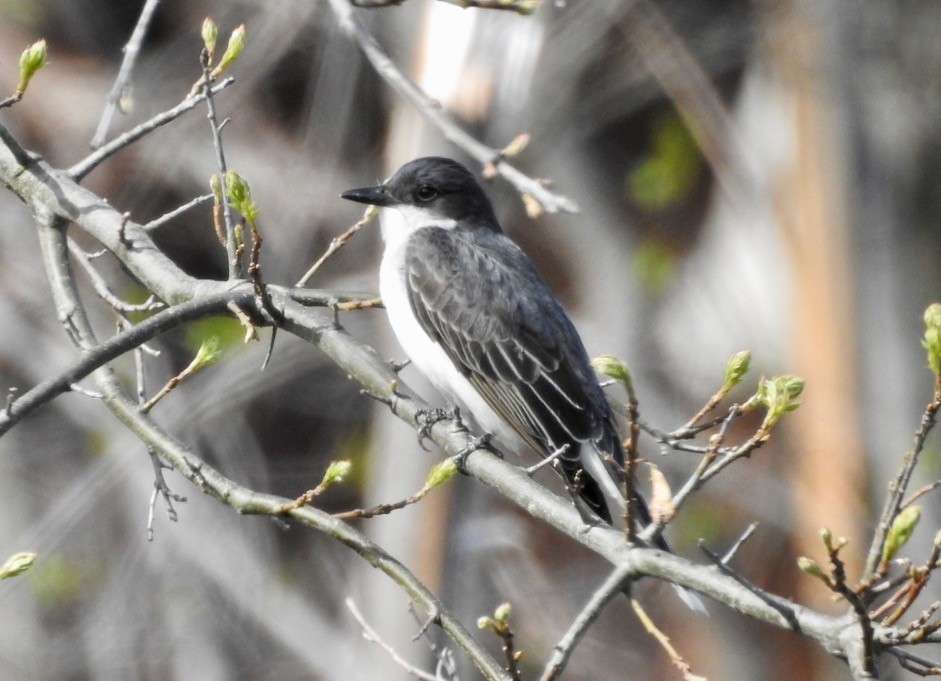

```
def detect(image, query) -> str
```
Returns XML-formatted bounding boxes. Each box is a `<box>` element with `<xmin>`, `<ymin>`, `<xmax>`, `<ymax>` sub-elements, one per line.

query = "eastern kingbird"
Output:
<box><xmin>342</xmin><ymin>156</ymin><xmax>630</xmax><ymax>523</ymax></box>
<box><xmin>342</xmin><ymin>158</ymin><xmax>701</xmax><ymax>609</ymax></box>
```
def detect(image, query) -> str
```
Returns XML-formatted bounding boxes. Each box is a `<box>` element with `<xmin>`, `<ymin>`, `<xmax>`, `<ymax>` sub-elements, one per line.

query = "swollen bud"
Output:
<box><xmin>521</xmin><ymin>193</ymin><xmax>543</xmax><ymax>220</ymax></box>
<box><xmin>423</xmin><ymin>459</ymin><xmax>458</xmax><ymax>491</ymax></box>
<box><xmin>323</xmin><ymin>460</ymin><xmax>353</xmax><ymax>486</ymax></box>
<box><xmin>757</xmin><ymin>375</ymin><xmax>805</xmax><ymax>428</ymax></box>
<box><xmin>922</xmin><ymin>303</ymin><xmax>941</xmax><ymax>375</ymax></box>
<box><xmin>882</xmin><ymin>505</ymin><xmax>921</xmax><ymax>563</ymax></box>
<box><xmin>211</xmin><ymin>24</ymin><xmax>246</xmax><ymax>78</ymax></box>
<box><xmin>209</xmin><ymin>174</ymin><xmax>223</xmax><ymax>202</ymax></box>
<box><xmin>16</xmin><ymin>39</ymin><xmax>48</xmax><ymax>96</ymax></box>
<box><xmin>202</xmin><ymin>18</ymin><xmax>219</xmax><ymax>61</ymax></box>
<box><xmin>192</xmin><ymin>337</ymin><xmax>222</xmax><ymax>369</ymax></box>
<box><xmin>493</xmin><ymin>602</ymin><xmax>512</xmax><ymax>628</ymax></box>
<box><xmin>591</xmin><ymin>354</ymin><xmax>632</xmax><ymax>388</ymax></box>
<box><xmin>0</xmin><ymin>551</ymin><xmax>36</xmax><ymax>579</ymax></box>
<box><xmin>721</xmin><ymin>350</ymin><xmax>751</xmax><ymax>392</ymax></box>
<box><xmin>501</xmin><ymin>133</ymin><xmax>530</xmax><ymax>158</ymax></box>
<box><xmin>224</xmin><ymin>170</ymin><xmax>258</xmax><ymax>223</ymax></box>
<box><xmin>797</xmin><ymin>556</ymin><xmax>830</xmax><ymax>584</ymax></box>
<box><xmin>783</xmin><ymin>376</ymin><xmax>805</xmax><ymax>401</ymax></box>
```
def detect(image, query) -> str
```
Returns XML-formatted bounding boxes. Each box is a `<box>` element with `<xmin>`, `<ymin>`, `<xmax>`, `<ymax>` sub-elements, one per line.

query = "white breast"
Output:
<box><xmin>378</xmin><ymin>206</ymin><xmax>524</xmax><ymax>453</ymax></box>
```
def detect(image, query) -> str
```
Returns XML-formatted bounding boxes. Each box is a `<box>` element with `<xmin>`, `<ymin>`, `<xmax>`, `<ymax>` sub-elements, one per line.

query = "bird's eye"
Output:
<box><xmin>415</xmin><ymin>185</ymin><xmax>437</xmax><ymax>202</ymax></box>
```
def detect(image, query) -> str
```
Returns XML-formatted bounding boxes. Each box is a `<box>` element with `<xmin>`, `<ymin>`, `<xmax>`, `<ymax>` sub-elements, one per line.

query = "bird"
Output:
<box><xmin>341</xmin><ymin>157</ymin><xmax>703</xmax><ymax>610</ymax></box>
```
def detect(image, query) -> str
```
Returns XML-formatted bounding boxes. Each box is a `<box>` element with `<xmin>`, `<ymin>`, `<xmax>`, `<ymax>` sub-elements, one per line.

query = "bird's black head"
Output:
<box><xmin>341</xmin><ymin>157</ymin><xmax>500</xmax><ymax>230</ymax></box>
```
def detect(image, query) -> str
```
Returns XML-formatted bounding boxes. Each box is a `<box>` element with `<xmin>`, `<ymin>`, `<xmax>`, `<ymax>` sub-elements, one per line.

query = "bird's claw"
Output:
<box><xmin>450</xmin><ymin>432</ymin><xmax>496</xmax><ymax>474</ymax></box>
<box><xmin>415</xmin><ymin>405</ymin><xmax>461</xmax><ymax>450</ymax></box>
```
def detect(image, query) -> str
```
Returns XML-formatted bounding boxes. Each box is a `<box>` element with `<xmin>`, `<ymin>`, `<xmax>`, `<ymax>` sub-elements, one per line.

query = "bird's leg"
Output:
<box><xmin>449</xmin><ymin>431</ymin><xmax>495</xmax><ymax>473</ymax></box>
<box><xmin>415</xmin><ymin>403</ymin><xmax>463</xmax><ymax>451</ymax></box>
<box><xmin>555</xmin><ymin>464</ymin><xmax>605</xmax><ymax>528</ymax></box>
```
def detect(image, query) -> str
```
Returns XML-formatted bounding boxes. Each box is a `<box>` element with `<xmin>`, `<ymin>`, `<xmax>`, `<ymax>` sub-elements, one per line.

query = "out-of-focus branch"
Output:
<box><xmin>538</xmin><ymin>564</ymin><xmax>633</xmax><ymax>681</ymax></box>
<box><xmin>329</xmin><ymin>0</ymin><xmax>579</xmax><ymax>214</ymax></box>
<box><xmin>0</xmin><ymin>288</ymin><xmax>252</xmax><ymax>436</ymax></box>
<box><xmin>344</xmin><ymin>598</ymin><xmax>440</xmax><ymax>681</ymax></box>
<box><xmin>613</xmin><ymin>0</ymin><xmax>753</xmax><ymax>200</ymax></box>
<box><xmin>353</xmin><ymin>0</ymin><xmax>539</xmax><ymax>13</ymax></box>
<box><xmin>69</xmin><ymin>78</ymin><xmax>235</xmax><ymax>181</ymax></box>
<box><xmin>90</xmin><ymin>0</ymin><xmax>163</xmax><ymax>148</ymax></box>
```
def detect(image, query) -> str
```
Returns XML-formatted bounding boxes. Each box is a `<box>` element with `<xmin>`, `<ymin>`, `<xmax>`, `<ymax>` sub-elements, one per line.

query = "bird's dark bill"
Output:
<box><xmin>340</xmin><ymin>185</ymin><xmax>395</xmax><ymax>207</ymax></box>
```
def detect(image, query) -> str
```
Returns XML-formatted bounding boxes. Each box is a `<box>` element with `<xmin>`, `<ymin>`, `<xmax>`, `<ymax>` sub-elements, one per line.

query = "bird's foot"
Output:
<box><xmin>415</xmin><ymin>404</ymin><xmax>462</xmax><ymax>451</ymax></box>
<box><xmin>449</xmin><ymin>432</ymin><xmax>496</xmax><ymax>474</ymax></box>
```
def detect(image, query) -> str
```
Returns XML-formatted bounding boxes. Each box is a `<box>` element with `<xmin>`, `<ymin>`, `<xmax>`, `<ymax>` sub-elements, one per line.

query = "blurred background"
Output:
<box><xmin>0</xmin><ymin>0</ymin><xmax>940</xmax><ymax>679</ymax></box>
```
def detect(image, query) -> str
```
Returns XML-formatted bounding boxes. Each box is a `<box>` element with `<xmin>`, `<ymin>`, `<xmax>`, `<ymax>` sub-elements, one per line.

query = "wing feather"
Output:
<box><xmin>404</xmin><ymin>226</ymin><xmax>618</xmax><ymax>467</ymax></box>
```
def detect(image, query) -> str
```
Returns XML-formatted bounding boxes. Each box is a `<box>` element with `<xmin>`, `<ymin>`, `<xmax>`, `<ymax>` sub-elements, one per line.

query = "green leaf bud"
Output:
<box><xmin>493</xmin><ymin>602</ymin><xmax>512</xmax><ymax>628</ymax></box>
<box><xmin>211</xmin><ymin>24</ymin><xmax>246</xmax><ymax>78</ymax></box>
<box><xmin>192</xmin><ymin>336</ymin><xmax>222</xmax><ymax>370</ymax></box>
<box><xmin>323</xmin><ymin>460</ymin><xmax>352</xmax><ymax>486</ymax></box>
<box><xmin>591</xmin><ymin>354</ymin><xmax>631</xmax><ymax>388</ymax></box>
<box><xmin>882</xmin><ymin>505</ymin><xmax>921</xmax><ymax>563</ymax></box>
<box><xmin>0</xmin><ymin>551</ymin><xmax>36</xmax><ymax>579</ymax></box>
<box><xmin>796</xmin><ymin>556</ymin><xmax>829</xmax><ymax>582</ymax></box>
<box><xmin>423</xmin><ymin>459</ymin><xmax>457</xmax><ymax>491</ymax></box>
<box><xmin>201</xmin><ymin>18</ymin><xmax>218</xmax><ymax>61</ymax></box>
<box><xmin>209</xmin><ymin>174</ymin><xmax>223</xmax><ymax>203</ymax></box>
<box><xmin>224</xmin><ymin>170</ymin><xmax>259</xmax><ymax>223</ymax></box>
<box><xmin>721</xmin><ymin>350</ymin><xmax>751</xmax><ymax>392</ymax></box>
<box><xmin>922</xmin><ymin>303</ymin><xmax>941</xmax><ymax>375</ymax></box>
<box><xmin>16</xmin><ymin>39</ymin><xmax>48</xmax><ymax>95</ymax></box>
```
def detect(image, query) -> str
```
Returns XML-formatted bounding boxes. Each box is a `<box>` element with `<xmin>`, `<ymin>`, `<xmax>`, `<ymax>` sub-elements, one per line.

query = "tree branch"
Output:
<box><xmin>69</xmin><ymin>78</ymin><xmax>235</xmax><ymax>181</ymax></box>
<box><xmin>329</xmin><ymin>0</ymin><xmax>579</xmax><ymax>214</ymax></box>
<box><xmin>89</xmin><ymin>0</ymin><xmax>163</xmax><ymax>148</ymax></box>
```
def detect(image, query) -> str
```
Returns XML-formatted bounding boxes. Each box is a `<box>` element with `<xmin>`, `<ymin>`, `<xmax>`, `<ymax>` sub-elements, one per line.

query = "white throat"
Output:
<box><xmin>379</xmin><ymin>204</ymin><xmax>457</xmax><ymax>249</ymax></box>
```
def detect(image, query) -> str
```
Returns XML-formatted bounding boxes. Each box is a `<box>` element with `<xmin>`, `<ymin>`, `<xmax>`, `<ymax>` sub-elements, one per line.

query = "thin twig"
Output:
<box><xmin>345</xmin><ymin>598</ymin><xmax>438</xmax><ymax>681</ymax></box>
<box><xmin>620</xmin><ymin>359</ymin><xmax>640</xmax><ymax>541</ymax></box>
<box><xmin>523</xmin><ymin>444</ymin><xmax>569</xmax><ymax>475</ymax></box>
<box><xmin>199</xmin><ymin>52</ymin><xmax>241</xmax><ymax>279</ymax></box>
<box><xmin>538</xmin><ymin>564</ymin><xmax>633</xmax><ymax>681</ymax></box>
<box><xmin>144</xmin><ymin>194</ymin><xmax>213</xmax><ymax>231</ymax></box>
<box><xmin>328</xmin><ymin>0</ymin><xmax>579</xmax><ymax>214</ymax></box>
<box><xmin>886</xmin><ymin>648</ymin><xmax>941</xmax><ymax>676</ymax></box>
<box><xmin>630</xmin><ymin>598</ymin><xmax>706</xmax><ymax>681</ymax></box>
<box><xmin>881</xmin><ymin>539</ymin><xmax>941</xmax><ymax>627</ymax></box>
<box><xmin>700</xmin><ymin>541</ymin><xmax>802</xmax><ymax>633</ymax></box>
<box><xmin>90</xmin><ymin>0</ymin><xmax>162</xmax><ymax>148</ymax></box>
<box><xmin>333</xmin><ymin>469</ymin><xmax>443</xmax><ymax>519</ymax></box>
<box><xmin>297</xmin><ymin>207</ymin><xmax>376</xmax><ymax>287</ymax></box>
<box><xmin>721</xmin><ymin>522</ymin><xmax>760</xmax><ymax>565</ymax></box>
<box><xmin>69</xmin><ymin>78</ymin><xmax>235</xmax><ymax>181</ymax></box>
<box><xmin>865</xmin><ymin>379</ymin><xmax>941</xmax><ymax>579</ymax></box>
<box><xmin>823</xmin><ymin>533</ymin><xmax>877</xmax><ymax>676</ymax></box>
<box><xmin>68</xmin><ymin>237</ymin><xmax>165</xmax><ymax>313</ymax></box>
<box><xmin>0</xmin><ymin>289</ymin><xmax>252</xmax><ymax>436</ymax></box>
<box><xmin>335</xmin><ymin>297</ymin><xmax>383</xmax><ymax>311</ymax></box>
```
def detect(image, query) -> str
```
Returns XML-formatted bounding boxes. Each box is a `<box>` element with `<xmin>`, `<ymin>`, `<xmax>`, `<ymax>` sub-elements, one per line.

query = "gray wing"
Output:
<box><xmin>404</xmin><ymin>226</ymin><xmax>623</xmax><ymax>518</ymax></box>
